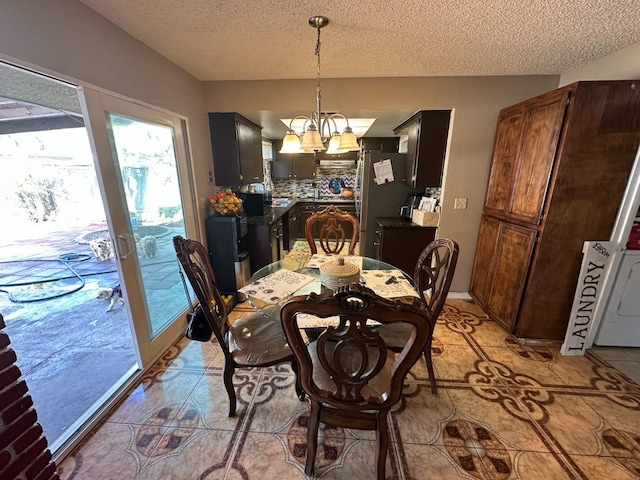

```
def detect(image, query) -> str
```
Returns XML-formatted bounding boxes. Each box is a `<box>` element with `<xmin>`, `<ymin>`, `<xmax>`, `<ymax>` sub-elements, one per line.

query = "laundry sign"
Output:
<box><xmin>560</xmin><ymin>241</ymin><xmax>612</xmax><ymax>356</ymax></box>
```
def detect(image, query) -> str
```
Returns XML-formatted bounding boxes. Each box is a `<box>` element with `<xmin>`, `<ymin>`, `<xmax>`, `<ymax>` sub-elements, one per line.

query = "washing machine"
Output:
<box><xmin>595</xmin><ymin>249</ymin><xmax>640</xmax><ymax>346</ymax></box>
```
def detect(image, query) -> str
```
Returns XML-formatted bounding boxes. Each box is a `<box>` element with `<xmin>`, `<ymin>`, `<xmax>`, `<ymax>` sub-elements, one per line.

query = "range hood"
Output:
<box><xmin>317</xmin><ymin>151</ymin><xmax>359</xmax><ymax>169</ymax></box>
<box><xmin>318</xmin><ymin>159</ymin><xmax>357</xmax><ymax>169</ymax></box>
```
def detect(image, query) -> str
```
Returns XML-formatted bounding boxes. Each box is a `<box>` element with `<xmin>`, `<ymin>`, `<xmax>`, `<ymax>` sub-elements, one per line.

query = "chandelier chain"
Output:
<box><xmin>278</xmin><ymin>15</ymin><xmax>361</xmax><ymax>154</ymax></box>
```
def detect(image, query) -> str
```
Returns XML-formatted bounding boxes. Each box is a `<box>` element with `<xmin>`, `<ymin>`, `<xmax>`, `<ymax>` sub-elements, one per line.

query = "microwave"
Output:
<box><xmin>239</xmin><ymin>192</ymin><xmax>272</xmax><ymax>216</ymax></box>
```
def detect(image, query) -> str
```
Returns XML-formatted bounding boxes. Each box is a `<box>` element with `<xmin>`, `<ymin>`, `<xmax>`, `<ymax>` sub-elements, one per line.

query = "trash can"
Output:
<box><xmin>234</xmin><ymin>251</ymin><xmax>251</xmax><ymax>302</ymax></box>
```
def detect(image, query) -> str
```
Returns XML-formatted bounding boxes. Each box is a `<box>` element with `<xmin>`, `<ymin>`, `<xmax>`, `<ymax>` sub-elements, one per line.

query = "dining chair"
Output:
<box><xmin>280</xmin><ymin>283</ymin><xmax>429</xmax><ymax>480</ymax></box>
<box><xmin>377</xmin><ymin>238</ymin><xmax>459</xmax><ymax>395</ymax></box>
<box><xmin>172</xmin><ymin>235</ymin><xmax>303</xmax><ymax>416</ymax></box>
<box><xmin>305</xmin><ymin>205</ymin><xmax>359</xmax><ymax>255</ymax></box>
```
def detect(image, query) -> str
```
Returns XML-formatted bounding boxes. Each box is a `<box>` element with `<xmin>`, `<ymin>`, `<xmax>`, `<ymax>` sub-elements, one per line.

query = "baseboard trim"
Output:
<box><xmin>447</xmin><ymin>292</ymin><xmax>472</xmax><ymax>300</ymax></box>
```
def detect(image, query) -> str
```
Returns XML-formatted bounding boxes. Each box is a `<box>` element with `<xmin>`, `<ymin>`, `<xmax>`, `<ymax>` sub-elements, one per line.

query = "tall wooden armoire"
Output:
<box><xmin>469</xmin><ymin>81</ymin><xmax>640</xmax><ymax>340</ymax></box>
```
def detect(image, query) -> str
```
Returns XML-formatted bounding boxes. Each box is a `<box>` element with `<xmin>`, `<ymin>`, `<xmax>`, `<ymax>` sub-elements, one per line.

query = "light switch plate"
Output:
<box><xmin>454</xmin><ymin>197</ymin><xmax>468</xmax><ymax>209</ymax></box>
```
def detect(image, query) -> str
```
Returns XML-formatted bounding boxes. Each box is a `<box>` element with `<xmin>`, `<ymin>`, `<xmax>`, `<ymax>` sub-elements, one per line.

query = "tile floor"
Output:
<box><xmin>55</xmin><ymin>295</ymin><xmax>640</xmax><ymax>480</ymax></box>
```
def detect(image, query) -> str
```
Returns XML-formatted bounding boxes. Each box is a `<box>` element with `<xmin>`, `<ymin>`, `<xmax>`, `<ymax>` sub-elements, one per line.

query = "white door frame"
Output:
<box><xmin>79</xmin><ymin>85</ymin><xmax>197</xmax><ymax>364</ymax></box>
<box><xmin>585</xmin><ymin>145</ymin><xmax>640</xmax><ymax>348</ymax></box>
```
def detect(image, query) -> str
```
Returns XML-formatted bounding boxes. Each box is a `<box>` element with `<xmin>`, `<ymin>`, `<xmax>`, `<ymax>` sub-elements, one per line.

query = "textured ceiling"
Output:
<box><xmin>77</xmin><ymin>0</ymin><xmax>640</xmax><ymax>81</ymax></box>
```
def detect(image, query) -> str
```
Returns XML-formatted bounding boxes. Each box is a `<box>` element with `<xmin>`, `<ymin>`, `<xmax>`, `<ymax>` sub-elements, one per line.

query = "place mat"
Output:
<box><xmin>306</xmin><ymin>254</ymin><xmax>363</xmax><ymax>269</ymax></box>
<box><xmin>239</xmin><ymin>269</ymin><xmax>314</xmax><ymax>304</ymax></box>
<box><xmin>360</xmin><ymin>270</ymin><xmax>420</xmax><ymax>299</ymax></box>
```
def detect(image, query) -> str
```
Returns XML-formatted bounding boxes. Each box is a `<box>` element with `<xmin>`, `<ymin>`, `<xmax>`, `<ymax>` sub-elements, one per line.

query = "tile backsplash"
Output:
<box><xmin>270</xmin><ymin>166</ymin><xmax>441</xmax><ymax>205</ymax></box>
<box><xmin>272</xmin><ymin>166</ymin><xmax>356</xmax><ymax>199</ymax></box>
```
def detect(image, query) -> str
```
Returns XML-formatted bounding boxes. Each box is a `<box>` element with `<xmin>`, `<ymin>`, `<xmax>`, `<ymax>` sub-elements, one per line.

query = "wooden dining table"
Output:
<box><xmin>241</xmin><ymin>254</ymin><xmax>421</xmax><ymax>324</ymax></box>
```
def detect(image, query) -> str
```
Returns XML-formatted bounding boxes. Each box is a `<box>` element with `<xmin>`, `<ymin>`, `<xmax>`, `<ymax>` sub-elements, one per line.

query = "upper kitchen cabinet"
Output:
<box><xmin>360</xmin><ymin>137</ymin><xmax>400</xmax><ymax>153</ymax></box>
<box><xmin>209</xmin><ymin>113</ymin><xmax>263</xmax><ymax>186</ymax></box>
<box><xmin>271</xmin><ymin>139</ymin><xmax>316</xmax><ymax>180</ymax></box>
<box><xmin>394</xmin><ymin>110</ymin><xmax>451</xmax><ymax>188</ymax></box>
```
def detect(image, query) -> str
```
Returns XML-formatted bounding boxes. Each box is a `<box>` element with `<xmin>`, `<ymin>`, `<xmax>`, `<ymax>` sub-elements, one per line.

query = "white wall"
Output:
<box><xmin>0</xmin><ymin>0</ymin><xmax>215</xmax><ymax>223</ymax></box>
<box><xmin>560</xmin><ymin>41</ymin><xmax>640</xmax><ymax>85</ymax></box>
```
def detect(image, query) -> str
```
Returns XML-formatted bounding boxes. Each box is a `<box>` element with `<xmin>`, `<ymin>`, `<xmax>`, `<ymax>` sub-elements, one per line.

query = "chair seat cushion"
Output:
<box><xmin>307</xmin><ymin>340</ymin><xmax>394</xmax><ymax>402</ymax></box>
<box><xmin>229</xmin><ymin>313</ymin><xmax>292</xmax><ymax>365</ymax></box>
<box><xmin>376</xmin><ymin>323</ymin><xmax>415</xmax><ymax>350</ymax></box>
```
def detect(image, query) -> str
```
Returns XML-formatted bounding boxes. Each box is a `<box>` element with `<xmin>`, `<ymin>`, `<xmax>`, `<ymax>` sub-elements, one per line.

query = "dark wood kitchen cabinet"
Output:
<box><xmin>393</xmin><ymin>110</ymin><xmax>451</xmax><ymax>188</ymax></box>
<box><xmin>288</xmin><ymin>204</ymin><xmax>300</xmax><ymax>246</ymax></box>
<box><xmin>271</xmin><ymin>139</ymin><xmax>316</xmax><ymax>180</ymax></box>
<box><xmin>375</xmin><ymin>218</ymin><xmax>436</xmax><ymax>276</ymax></box>
<box><xmin>209</xmin><ymin>112</ymin><xmax>263</xmax><ymax>186</ymax></box>
<box><xmin>360</xmin><ymin>137</ymin><xmax>399</xmax><ymax>153</ymax></box>
<box><xmin>248</xmin><ymin>217</ymin><xmax>284</xmax><ymax>273</ymax></box>
<box><xmin>296</xmin><ymin>203</ymin><xmax>317</xmax><ymax>239</ymax></box>
<box><xmin>470</xmin><ymin>80</ymin><xmax>640</xmax><ymax>340</ymax></box>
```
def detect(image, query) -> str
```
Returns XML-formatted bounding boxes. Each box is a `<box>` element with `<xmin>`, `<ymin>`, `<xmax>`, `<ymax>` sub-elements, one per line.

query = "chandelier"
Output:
<box><xmin>279</xmin><ymin>16</ymin><xmax>360</xmax><ymax>154</ymax></box>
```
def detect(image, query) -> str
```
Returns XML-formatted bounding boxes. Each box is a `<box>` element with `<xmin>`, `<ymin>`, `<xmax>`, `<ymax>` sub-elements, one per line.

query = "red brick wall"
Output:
<box><xmin>0</xmin><ymin>314</ymin><xmax>59</xmax><ymax>480</ymax></box>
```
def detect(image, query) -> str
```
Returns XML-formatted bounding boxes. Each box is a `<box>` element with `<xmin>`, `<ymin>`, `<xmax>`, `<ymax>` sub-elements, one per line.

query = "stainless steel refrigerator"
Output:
<box><xmin>355</xmin><ymin>151</ymin><xmax>423</xmax><ymax>257</ymax></box>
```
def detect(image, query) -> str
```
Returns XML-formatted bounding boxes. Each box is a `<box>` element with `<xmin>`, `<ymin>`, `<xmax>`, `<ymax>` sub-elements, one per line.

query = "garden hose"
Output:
<box><xmin>0</xmin><ymin>253</ymin><xmax>94</xmax><ymax>302</ymax></box>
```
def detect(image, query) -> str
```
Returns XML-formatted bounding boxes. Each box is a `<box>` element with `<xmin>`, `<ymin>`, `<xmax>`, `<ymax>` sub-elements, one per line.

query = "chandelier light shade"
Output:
<box><xmin>280</xmin><ymin>16</ymin><xmax>361</xmax><ymax>154</ymax></box>
<box><xmin>280</xmin><ymin>129</ymin><xmax>302</xmax><ymax>153</ymax></box>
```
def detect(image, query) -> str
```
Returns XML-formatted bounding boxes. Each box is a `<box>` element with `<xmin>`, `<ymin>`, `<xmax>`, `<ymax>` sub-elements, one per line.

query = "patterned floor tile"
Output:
<box><xmin>154</xmin><ymin>335</ymin><xmax>223</xmax><ymax>371</ymax></box>
<box><xmin>105</xmin><ymin>368</ymin><xmax>202</xmax><ymax>425</ymax></box>
<box><xmin>136</xmin><ymin>429</ymin><xmax>235</xmax><ymax>479</ymax></box>
<box><xmin>445</xmin><ymin>387</ymin><xmax>551</xmax><ymax>454</ymax></box>
<box><xmin>578</xmin><ymin>392</ymin><xmax>640</xmax><ymax>433</ymax></box>
<box><xmin>552</xmin><ymin>353</ymin><xmax>640</xmax><ymax>394</ymax></box>
<box><xmin>499</xmin><ymin>451</ymin><xmax>574</xmax><ymax>480</ymax></box>
<box><xmin>433</xmin><ymin>344</ymin><xmax>487</xmax><ymax>386</ymax></box>
<box><xmin>241</xmin><ymin>371</ymin><xmax>309</xmax><ymax>434</ymax></box>
<box><xmin>177</xmin><ymin>369</ymin><xmax>260</xmax><ymax>431</ymax></box>
<box><xmin>479</xmin><ymin>346</ymin><xmax>569</xmax><ymax>389</ymax></box>
<box><xmin>55</xmin><ymin>298</ymin><xmax>640</xmax><ymax>480</ymax></box>
<box><xmin>402</xmin><ymin>442</ymin><xmax>494</xmax><ymax>479</ymax></box>
<box><xmin>433</xmin><ymin>314</ymin><xmax>474</xmax><ymax>346</ymax></box>
<box><xmin>522</xmin><ymin>390</ymin><xmax>621</xmax><ymax>457</ymax></box>
<box><xmin>58</xmin><ymin>422</ymin><xmax>151</xmax><ymax>480</ymax></box>
<box><xmin>569</xmin><ymin>452</ymin><xmax>640</xmax><ymax>479</ymax></box>
<box><xmin>391</xmin><ymin>381</ymin><xmax>457</xmax><ymax>445</ymax></box>
<box><xmin>606</xmin><ymin>360</ymin><xmax>640</xmax><ymax>385</ymax></box>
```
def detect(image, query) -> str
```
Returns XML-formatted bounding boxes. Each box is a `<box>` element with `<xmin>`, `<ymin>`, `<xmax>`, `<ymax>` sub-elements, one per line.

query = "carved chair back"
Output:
<box><xmin>414</xmin><ymin>238</ymin><xmax>459</xmax><ymax>321</ymax></box>
<box><xmin>376</xmin><ymin>238</ymin><xmax>459</xmax><ymax>395</ymax></box>
<box><xmin>305</xmin><ymin>205</ymin><xmax>360</xmax><ymax>255</ymax></box>
<box><xmin>173</xmin><ymin>235</ymin><xmax>230</xmax><ymax>346</ymax></box>
<box><xmin>173</xmin><ymin>235</ymin><xmax>302</xmax><ymax>417</ymax></box>
<box><xmin>280</xmin><ymin>284</ymin><xmax>429</xmax><ymax>479</ymax></box>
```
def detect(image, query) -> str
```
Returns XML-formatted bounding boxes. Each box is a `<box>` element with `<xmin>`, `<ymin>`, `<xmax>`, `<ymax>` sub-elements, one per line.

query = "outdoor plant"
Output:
<box><xmin>15</xmin><ymin>174</ymin><xmax>66</xmax><ymax>222</ymax></box>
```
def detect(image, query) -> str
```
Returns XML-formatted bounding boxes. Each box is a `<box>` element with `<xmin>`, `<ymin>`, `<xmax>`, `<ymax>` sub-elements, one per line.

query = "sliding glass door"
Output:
<box><xmin>0</xmin><ymin>62</ymin><xmax>197</xmax><ymax>459</ymax></box>
<box><xmin>79</xmin><ymin>86</ymin><xmax>195</xmax><ymax>364</ymax></box>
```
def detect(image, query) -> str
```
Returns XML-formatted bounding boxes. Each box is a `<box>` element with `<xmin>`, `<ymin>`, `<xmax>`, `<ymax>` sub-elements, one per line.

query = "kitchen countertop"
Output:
<box><xmin>246</xmin><ymin>198</ymin><xmax>355</xmax><ymax>225</ymax></box>
<box><xmin>376</xmin><ymin>217</ymin><xmax>435</xmax><ymax>228</ymax></box>
<box><xmin>246</xmin><ymin>205</ymin><xmax>293</xmax><ymax>225</ymax></box>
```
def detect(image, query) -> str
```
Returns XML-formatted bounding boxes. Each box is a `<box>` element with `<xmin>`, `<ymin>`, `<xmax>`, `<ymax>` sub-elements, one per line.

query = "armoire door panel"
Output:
<box><xmin>484</xmin><ymin>111</ymin><xmax>523</xmax><ymax>213</ymax></box>
<box><xmin>509</xmin><ymin>90</ymin><xmax>569</xmax><ymax>224</ymax></box>
<box><xmin>469</xmin><ymin>215</ymin><xmax>500</xmax><ymax>307</ymax></box>
<box><xmin>485</xmin><ymin>222</ymin><xmax>537</xmax><ymax>331</ymax></box>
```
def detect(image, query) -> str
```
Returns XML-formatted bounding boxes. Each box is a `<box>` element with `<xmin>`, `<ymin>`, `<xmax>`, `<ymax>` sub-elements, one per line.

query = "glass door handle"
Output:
<box><xmin>115</xmin><ymin>234</ymin><xmax>137</xmax><ymax>260</ymax></box>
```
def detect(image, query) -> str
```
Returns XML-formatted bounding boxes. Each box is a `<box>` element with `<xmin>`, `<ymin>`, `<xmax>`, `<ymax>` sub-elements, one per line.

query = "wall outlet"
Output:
<box><xmin>454</xmin><ymin>197</ymin><xmax>468</xmax><ymax>209</ymax></box>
